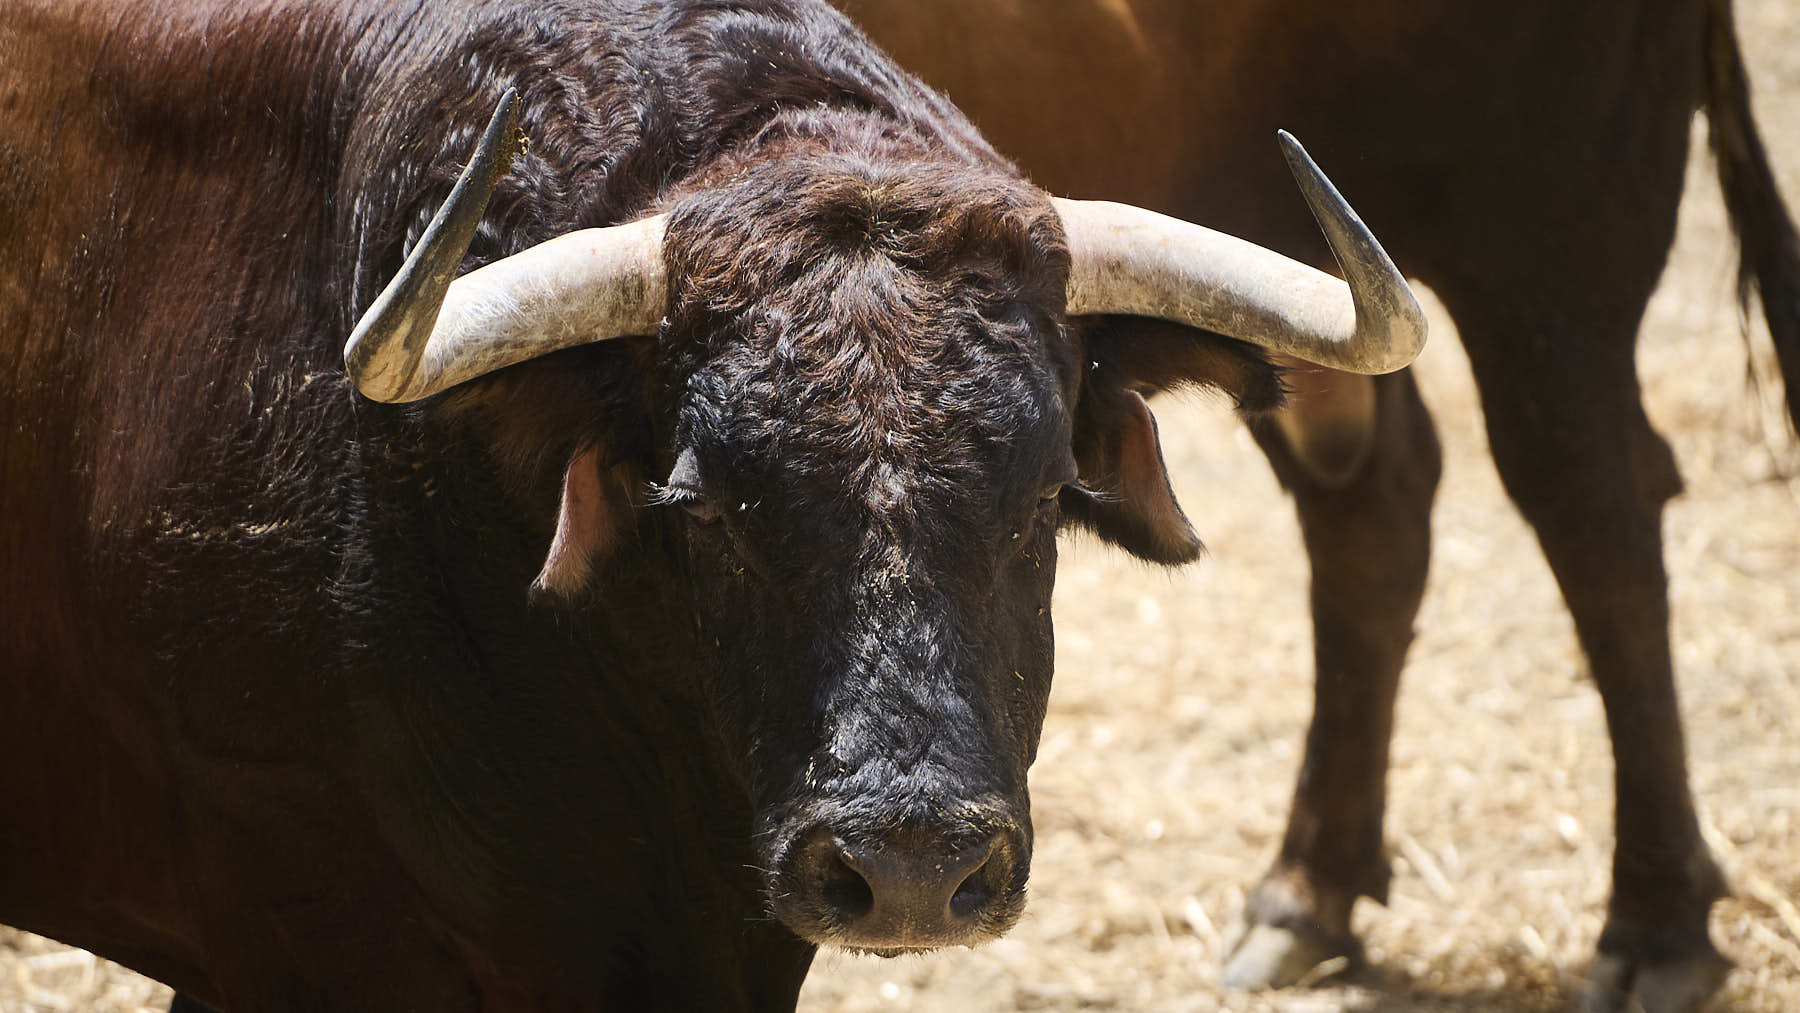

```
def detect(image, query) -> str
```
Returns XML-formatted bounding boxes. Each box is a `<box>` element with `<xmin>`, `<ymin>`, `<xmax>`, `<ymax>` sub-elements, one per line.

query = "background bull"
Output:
<box><xmin>0</xmin><ymin>0</ymin><xmax>1420</xmax><ymax>1009</ymax></box>
<box><xmin>834</xmin><ymin>0</ymin><xmax>1800</xmax><ymax>1010</ymax></box>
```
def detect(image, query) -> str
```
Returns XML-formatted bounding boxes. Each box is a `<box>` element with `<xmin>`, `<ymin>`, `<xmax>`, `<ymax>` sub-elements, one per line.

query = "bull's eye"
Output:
<box><xmin>677</xmin><ymin>494</ymin><xmax>724</xmax><ymax>526</ymax></box>
<box><xmin>1013</xmin><ymin>485</ymin><xmax>1063</xmax><ymax>545</ymax></box>
<box><xmin>655</xmin><ymin>483</ymin><xmax>724</xmax><ymax>526</ymax></box>
<box><xmin>660</xmin><ymin>447</ymin><xmax>722</xmax><ymax>525</ymax></box>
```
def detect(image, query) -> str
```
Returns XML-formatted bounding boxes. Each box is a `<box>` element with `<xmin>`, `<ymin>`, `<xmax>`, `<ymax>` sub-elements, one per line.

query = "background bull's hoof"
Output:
<box><xmin>1221</xmin><ymin>921</ymin><xmax>1361</xmax><ymax>990</ymax></box>
<box><xmin>1579</xmin><ymin>950</ymin><xmax>1732</xmax><ymax>1013</ymax></box>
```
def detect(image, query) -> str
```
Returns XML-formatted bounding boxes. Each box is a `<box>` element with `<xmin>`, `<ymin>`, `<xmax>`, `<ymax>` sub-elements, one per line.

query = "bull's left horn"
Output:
<box><xmin>1056</xmin><ymin>131</ymin><xmax>1425</xmax><ymax>375</ymax></box>
<box><xmin>346</xmin><ymin>91</ymin><xmax>668</xmax><ymax>403</ymax></box>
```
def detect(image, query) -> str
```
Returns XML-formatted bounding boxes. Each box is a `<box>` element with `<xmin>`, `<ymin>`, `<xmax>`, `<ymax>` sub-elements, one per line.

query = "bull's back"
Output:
<box><xmin>2</xmin><ymin>0</ymin><xmax>352</xmax><ymax>633</ymax></box>
<box><xmin>838</xmin><ymin>0</ymin><xmax>1708</xmax><ymax>273</ymax></box>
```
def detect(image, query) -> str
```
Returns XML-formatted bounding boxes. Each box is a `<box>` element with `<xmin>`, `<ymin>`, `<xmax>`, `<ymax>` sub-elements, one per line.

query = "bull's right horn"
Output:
<box><xmin>346</xmin><ymin>90</ymin><xmax>668</xmax><ymax>404</ymax></box>
<box><xmin>1057</xmin><ymin>131</ymin><xmax>1425</xmax><ymax>375</ymax></box>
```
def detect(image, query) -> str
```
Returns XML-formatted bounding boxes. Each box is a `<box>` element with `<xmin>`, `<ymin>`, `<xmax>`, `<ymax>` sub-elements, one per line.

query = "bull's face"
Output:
<box><xmin>649</xmin><ymin>158</ymin><xmax>1079</xmax><ymax>950</ymax></box>
<box><xmin>345</xmin><ymin>94</ymin><xmax>1422</xmax><ymax>955</ymax></box>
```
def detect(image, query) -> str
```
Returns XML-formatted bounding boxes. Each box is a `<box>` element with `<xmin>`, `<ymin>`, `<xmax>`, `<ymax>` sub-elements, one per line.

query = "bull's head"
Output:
<box><xmin>345</xmin><ymin>92</ymin><xmax>1424</xmax><ymax>953</ymax></box>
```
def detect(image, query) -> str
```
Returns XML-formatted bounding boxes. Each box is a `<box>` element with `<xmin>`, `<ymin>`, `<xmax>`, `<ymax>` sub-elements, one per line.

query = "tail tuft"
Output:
<box><xmin>1704</xmin><ymin>0</ymin><xmax>1800</xmax><ymax>434</ymax></box>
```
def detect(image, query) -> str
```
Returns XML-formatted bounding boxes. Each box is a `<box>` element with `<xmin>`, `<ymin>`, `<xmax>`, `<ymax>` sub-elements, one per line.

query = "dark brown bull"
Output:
<box><xmin>2</xmin><ymin>0</ymin><xmax>1425</xmax><ymax>1009</ymax></box>
<box><xmin>835</xmin><ymin>0</ymin><xmax>1800</xmax><ymax>1009</ymax></box>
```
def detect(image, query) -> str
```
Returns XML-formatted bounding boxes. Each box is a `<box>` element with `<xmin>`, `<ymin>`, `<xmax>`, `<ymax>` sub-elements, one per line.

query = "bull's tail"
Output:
<box><xmin>1704</xmin><ymin>0</ymin><xmax>1800</xmax><ymax>433</ymax></box>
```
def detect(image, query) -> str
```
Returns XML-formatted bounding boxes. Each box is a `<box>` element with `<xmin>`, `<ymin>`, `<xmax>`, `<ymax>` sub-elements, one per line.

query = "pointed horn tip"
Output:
<box><xmin>1275</xmin><ymin>129</ymin><xmax>1337</xmax><ymax>201</ymax></box>
<box><xmin>1275</xmin><ymin>129</ymin><xmax>1308</xmax><ymax>168</ymax></box>
<box><xmin>1274</xmin><ymin>128</ymin><xmax>1430</xmax><ymax>373</ymax></box>
<box><xmin>489</xmin><ymin>88</ymin><xmax>530</xmax><ymax>172</ymax></box>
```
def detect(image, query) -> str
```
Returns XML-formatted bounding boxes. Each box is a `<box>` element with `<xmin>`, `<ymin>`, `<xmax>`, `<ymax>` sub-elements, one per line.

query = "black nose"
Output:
<box><xmin>791</xmin><ymin>826</ymin><xmax>1018</xmax><ymax>950</ymax></box>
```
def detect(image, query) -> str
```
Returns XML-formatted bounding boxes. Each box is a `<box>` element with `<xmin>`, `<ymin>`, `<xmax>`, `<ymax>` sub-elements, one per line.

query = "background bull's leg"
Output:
<box><xmin>1441</xmin><ymin>285</ymin><xmax>1729</xmax><ymax>1013</ymax></box>
<box><xmin>1223</xmin><ymin>368</ymin><xmax>1440</xmax><ymax>988</ymax></box>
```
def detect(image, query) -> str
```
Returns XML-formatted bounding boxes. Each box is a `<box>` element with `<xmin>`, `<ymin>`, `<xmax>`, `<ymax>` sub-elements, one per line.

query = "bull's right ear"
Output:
<box><xmin>1065</xmin><ymin>316</ymin><xmax>1286</xmax><ymax>564</ymax></box>
<box><xmin>531</xmin><ymin>444</ymin><xmax>646</xmax><ymax>601</ymax></box>
<box><xmin>430</xmin><ymin>338</ymin><xmax>656</xmax><ymax>601</ymax></box>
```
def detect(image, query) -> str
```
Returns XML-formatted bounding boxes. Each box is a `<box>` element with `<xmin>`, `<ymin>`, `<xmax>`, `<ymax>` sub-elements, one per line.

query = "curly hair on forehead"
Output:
<box><xmin>662</xmin><ymin>136</ymin><xmax>1068</xmax><ymax>345</ymax></box>
<box><xmin>653</xmin><ymin>139</ymin><xmax>1075</xmax><ymax>541</ymax></box>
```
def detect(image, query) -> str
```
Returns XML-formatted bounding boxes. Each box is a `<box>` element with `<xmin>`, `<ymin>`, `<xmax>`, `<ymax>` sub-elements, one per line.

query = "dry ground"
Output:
<box><xmin>5</xmin><ymin>2</ymin><xmax>1799</xmax><ymax>1010</ymax></box>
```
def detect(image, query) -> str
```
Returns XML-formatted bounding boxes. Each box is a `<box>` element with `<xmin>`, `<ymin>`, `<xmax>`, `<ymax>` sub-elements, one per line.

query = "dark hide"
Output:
<box><xmin>0</xmin><ymin>0</ymin><xmax>1278</xmax><ymax>1009</ymax></box>
<box><xmin>837</xmin><ymin>0</ymin><xmax>1800</xmax><ymax>1001</ymax></box>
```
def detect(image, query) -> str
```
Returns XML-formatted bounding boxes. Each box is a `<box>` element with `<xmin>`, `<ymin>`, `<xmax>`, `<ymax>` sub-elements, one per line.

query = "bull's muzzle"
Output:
<box><xmin>774</xmin><ymin>820</ymin><xmax>1027</xmax><ymax>952</ymax></box>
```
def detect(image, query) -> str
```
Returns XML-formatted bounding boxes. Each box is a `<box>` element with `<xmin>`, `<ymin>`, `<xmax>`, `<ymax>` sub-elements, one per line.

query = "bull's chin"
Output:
<box><xmin>779</xmin><ymin>900</ymin><xmax>1026</xmax><ymax>954</ymax></box>
<box><xmin>846</xmin><ymin>942</ymin><xmax>921</xmax><ymax>957</ymax></box>
<box><xmin>844</xmin><ymin>944</ymin><xmax>936</xmax><ymax>959</ymax></box>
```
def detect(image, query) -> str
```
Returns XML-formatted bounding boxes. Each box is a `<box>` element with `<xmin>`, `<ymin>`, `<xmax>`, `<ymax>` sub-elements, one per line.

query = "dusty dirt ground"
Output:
<box><xmin>5</xmin><ymin>3</ymin><xmax>1799</xmax><ymax>1011</ymax></box>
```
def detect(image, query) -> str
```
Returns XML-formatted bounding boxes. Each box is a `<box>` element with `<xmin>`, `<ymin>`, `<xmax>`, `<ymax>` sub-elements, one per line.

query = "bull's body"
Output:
<box><xmin>0</xmin><ymin>1</ymin><xmax>1036</xmax><ymax>1007</ymax></box>
<box><xmin>839</xmin><ymin>0</ymin><xmax>1800</xmax><ymax>1004</ymax></box>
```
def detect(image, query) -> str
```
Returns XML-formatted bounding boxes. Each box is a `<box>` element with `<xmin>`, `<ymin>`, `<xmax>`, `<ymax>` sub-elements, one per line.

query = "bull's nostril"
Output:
<box><xmin>949</xmin><ymin>842</ymin><xmax>1004</xmax><ymax>920</ymax></box>
<box><xmin>821</xmin><ymin>848</ymin><xmax>874</xmax><ymax>922</ymax></box>
<box><xmin>949</xmin><ymin>875</ymin><xmax>992</xmax><ymax>919</ymax></box>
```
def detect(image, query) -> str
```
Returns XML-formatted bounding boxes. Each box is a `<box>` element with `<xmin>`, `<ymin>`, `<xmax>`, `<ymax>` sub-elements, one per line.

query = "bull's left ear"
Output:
<box><xmin>532</xmin><ymin>444</ymin><xmax>646</xmax><ymax>600</ymax></box>
<box><xmin>1065</xmin><ymin>316</ymin><xmax>1284</xmax><ymax>564</ymax></box>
